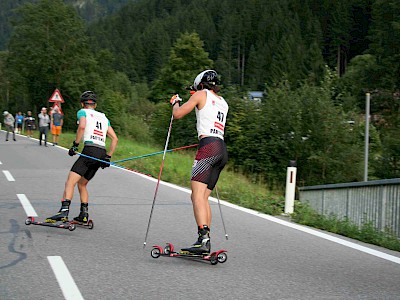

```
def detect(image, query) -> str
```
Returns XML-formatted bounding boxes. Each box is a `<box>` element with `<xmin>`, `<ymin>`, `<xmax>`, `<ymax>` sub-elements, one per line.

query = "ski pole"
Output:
<box><xmin>143</xmin><ymin>113</ymin><xmax>174</xmax><ymax>248</ymax></box>
<box><xmin>215</xmin><ymin>186</ymin><xmax>229</xmax><ymax>240</ymax></box>
<box><xmin>112</xmin><ymin>144</ymin><xmax>198</xmax><ymax>163</ymax></box>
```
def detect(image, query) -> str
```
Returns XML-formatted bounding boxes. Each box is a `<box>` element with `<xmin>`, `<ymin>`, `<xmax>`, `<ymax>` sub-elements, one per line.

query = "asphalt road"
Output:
<box><xmin>1</xmin><ymin>131</ymin><xmax>400</xmax><ymax>300</ymax></box>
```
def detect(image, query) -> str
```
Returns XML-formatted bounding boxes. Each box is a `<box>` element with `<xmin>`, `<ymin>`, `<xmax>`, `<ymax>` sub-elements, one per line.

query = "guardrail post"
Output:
<box><xmin>284</xmin><ymin>160</ymin><xmax>297</xmax><ymax>214</ymax></box>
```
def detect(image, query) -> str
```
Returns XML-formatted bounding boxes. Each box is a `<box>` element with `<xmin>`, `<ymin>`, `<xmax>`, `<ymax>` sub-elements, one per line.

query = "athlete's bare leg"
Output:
<box><xmin>191</xmin><ymin>181</ymin><xmax>213</xmax><ymax>227</ymax></box>
<box><xmin>63</xmin><ymin>171</ymin><xmax>82</xmax><ymax>200</ymax></box>
<box><xmin>77</xmin><ymin>177</ymin><xmax>89</xmax><ymax>204</ymax></box>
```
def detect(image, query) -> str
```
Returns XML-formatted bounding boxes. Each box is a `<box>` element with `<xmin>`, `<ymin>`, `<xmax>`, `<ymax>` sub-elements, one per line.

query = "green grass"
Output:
<box><xmin>292</xmin><ymin>202</ymin><xmax>400</xmax><ymax>251</ymax></box>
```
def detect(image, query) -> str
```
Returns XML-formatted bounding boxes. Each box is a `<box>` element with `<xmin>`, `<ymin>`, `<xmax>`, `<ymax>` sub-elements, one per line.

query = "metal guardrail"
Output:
<box><xmin>298</xmin><ymin>178</ymin><xmax>400</xmax><ymax>238</ymax></box>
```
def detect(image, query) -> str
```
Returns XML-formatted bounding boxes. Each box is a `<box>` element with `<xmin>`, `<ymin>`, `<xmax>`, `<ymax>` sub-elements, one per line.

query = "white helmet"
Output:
<box><xmin>193</xmin><ymin>70</ymin><xmax>220</xmax><ymax>91</ymax></box>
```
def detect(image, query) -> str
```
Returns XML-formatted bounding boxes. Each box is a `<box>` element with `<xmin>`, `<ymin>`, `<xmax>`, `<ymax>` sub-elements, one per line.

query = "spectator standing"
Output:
<box><xmin>38</xmin><ymin>107</ymin><xmax>50</xmax><ymax>146</ymax></box>
<box><xmin>25</xmin><ymin>111</ymin><xmax>36</xmax><ymax>137</ymax></box>
<box><xmin>51</xmin><ymin>106</ymin><xmax>64</xmax><ymax>146</ymax></box>
<box><xmin>15</xmin><ymin>112</ymin><xmax>24</xmax><ymax>134</ymax></box>
<box><xmin>3</xmin><ymin>111</ymin><xmax>16</xmax><ymax>141</ymax></box>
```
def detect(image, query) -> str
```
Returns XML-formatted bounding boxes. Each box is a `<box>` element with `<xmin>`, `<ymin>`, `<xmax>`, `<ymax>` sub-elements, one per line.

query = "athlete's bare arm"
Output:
<box><xmin>172</xmin><ymin>90</ymin><xmax>206</xmax><ymax>119</ymax></box>
<box><xmin>106</xmin><ymin>126</ymin><xmax>118</xmax><ymax>157</ymax></box>
<box><xmin>75</xmin><ymin>116</ymin><xmax>86</xmax><ymax>144</ymax></box>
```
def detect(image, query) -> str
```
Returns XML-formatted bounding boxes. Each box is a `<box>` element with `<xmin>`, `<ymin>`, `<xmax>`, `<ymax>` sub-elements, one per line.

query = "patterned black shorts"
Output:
<box><xmin>191</xmin><ymin>137</ymin><xmax>228</xmax><ymax>190</ymax></box>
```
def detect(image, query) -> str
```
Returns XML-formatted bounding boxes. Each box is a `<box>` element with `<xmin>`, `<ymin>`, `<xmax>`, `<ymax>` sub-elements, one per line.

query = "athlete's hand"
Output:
<box><xmin>170</xmin><ymin>94</ymin><xmax>182</xmax><ymax>106</ymax></box>
<box><xmin>101</xmin><ymin>155</ymin><xmax>112</xmax><ymax>169</ymax></box>
<box><xmin>68</xmin><ymin>141</ymin><xmax>79</xmax><ymax>156</ymax></box>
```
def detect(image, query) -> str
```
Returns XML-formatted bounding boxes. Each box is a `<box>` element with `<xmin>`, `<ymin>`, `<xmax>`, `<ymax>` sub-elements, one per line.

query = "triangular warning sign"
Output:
<box><xmin>50</xmin><ymin>102</ymin><xmax>64</xmax><ymax>115</ymax></box>
<box><xmin>49</xmin><ymin>89</ymin><xmax>65</xmax><ymax>103</ymax></box>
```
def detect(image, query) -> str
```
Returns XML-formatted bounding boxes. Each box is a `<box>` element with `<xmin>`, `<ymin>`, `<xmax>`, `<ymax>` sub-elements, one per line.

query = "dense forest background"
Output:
<box><xmin>0</xmin><ymin>0</ymin><xmax>399</xmax><ymax>187</ymax></box>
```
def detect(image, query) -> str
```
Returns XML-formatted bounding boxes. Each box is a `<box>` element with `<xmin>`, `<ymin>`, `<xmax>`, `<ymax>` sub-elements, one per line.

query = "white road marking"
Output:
<box><xmin>17</xmin><ymin>194</ymin><xmax>38</xmax><ymax>217</ymax></box>
<box><xmin>0</xmin><ymin>161</ymin><xmax>2</xmax><ymax>164</ymax></box>
<box><xmin>2</xmin><ymin>170</ymin><xmax>15</xmax><ymax>181</ymax></box>
<box><xmin>47</xmin><ymin>256</ymin><xmax>84</xmax><ymax>300</ymax></box>
<box><xmin>121</xmin><ymin>169</ymin><xmax>400</xmax><ymax>265</ymax></box>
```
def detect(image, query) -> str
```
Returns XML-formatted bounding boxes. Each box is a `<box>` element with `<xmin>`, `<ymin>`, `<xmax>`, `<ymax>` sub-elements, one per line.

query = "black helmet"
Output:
<box><xmin>80</xmin><ymin>91</ymin><xmax>97</xmax><ymax>103</ymax></box>
<box><xmin>193</xmin><ymin>70</ymin><xmax>220</xmax><ymax>91</ymax></box>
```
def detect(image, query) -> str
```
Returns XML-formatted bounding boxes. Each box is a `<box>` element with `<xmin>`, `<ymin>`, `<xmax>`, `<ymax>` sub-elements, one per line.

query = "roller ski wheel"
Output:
<box><xmin>210</xmin><ymin>254</ymin><xmax>218</xmax><ymax>265</ymax></box>
<box><xmin>217</xmin><ymin>252</ymin><xmax>228</xmax><ymax>263</ymax></box>
<box><xmin>151</xmin><ymin>247</ymin><xmax>162</xmax><ymax>258</ymax></box>
<box><xmin>68</xmin><ymin>223</ymin><xmax>76</xmax><ymax>231</ymax></box>
<box><xmin>25</xmin><ymin>216</ymin><xmax>33</xmax><ymax>225</ymax></box>
<box><xmin>150</xmin><ymin>243</ymin><xmax>227</xmax><ymax>265</ymax></box>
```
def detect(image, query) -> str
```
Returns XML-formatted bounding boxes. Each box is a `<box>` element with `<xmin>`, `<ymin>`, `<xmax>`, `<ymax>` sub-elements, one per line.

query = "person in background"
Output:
<box><xmin>51</xmin><ymin>106</ymin><xmax>63</xmax><ymax>146</ymax></box>
<box><xmin>3</xmin><ymin>111</ymin><xmax>16</xmax><ymax>141</ymax></box>
<box><xmin>25</xmin><ymin>111</ymin><xmax>36</xmax><ymax>137</ymax></box>
<box><xmin>15</xmin><ymin>112</ymin><xmax>24</xmax><ymax>134</ymax></box>
<box><xmin>38</xmin><ymin>107</ymin><xmax>50</xmax><ymax>146</ymax></box>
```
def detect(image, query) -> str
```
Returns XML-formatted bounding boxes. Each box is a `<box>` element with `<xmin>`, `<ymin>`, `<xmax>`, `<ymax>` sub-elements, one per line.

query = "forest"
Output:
<box><xmin>0</xmin><ymin>0</ymin><xmax>399</xmax><ymax>187</ymax></box>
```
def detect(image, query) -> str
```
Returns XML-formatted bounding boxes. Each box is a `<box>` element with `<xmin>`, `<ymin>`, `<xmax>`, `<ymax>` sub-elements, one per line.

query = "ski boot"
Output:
<box><xmin>73</xmin><ymin>203</ymin><xmax>89</xmax><ymax>224</ymax></box>
<box><xmin>45</xmin><ymin>200</ymin><xmax>71</xmax><ymax>223</ymax></box>
<box><xmin>181</xmin><ymin>225</ymin><xmax>211</xmax><ymax>255</ymax></box>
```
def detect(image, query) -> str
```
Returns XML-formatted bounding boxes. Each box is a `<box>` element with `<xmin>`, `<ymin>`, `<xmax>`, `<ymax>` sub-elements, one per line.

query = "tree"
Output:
<box><xmin>6</xmin><ymin>0</ymin><xmax>97</xmax><ymax>119</ymax></box>
<box><xmin>150</xmin><ymin>32</ymin><xmax>213</xmax><ymax>147</ymax></box>
<box><xmin>368</xmin><ymin>0</ymin><xmax>400</xmax><ymax>90</ymax></box>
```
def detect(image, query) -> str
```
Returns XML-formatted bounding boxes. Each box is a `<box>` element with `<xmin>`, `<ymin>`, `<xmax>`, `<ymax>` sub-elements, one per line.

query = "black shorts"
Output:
<box><xmin>191</xmin><ymin>137</ymin><xmax>228</xmax><ymax>190</ymax></box>
<box><xmin>70</xmin><ymin>145</ymin><xmax>106</xmax><ymax>181</ymax></box>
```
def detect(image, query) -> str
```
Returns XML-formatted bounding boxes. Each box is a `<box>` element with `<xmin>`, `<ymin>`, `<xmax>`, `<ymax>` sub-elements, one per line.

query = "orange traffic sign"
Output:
<box><xmin>49</xmin><ymin>89</ymin><xmax>64</xmax><ymax>103</ymax></box>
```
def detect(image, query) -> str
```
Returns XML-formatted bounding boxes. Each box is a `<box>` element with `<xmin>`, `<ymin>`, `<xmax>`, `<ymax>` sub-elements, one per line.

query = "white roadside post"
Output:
<box><xmin>284</xmin><ymin>160</ymin><xmax>297</xmax><ymax>214</ymax></box>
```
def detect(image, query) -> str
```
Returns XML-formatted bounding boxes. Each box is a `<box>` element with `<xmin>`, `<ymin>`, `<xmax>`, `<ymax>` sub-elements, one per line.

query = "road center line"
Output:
<box><xmin>2</xmin><ymin>170</ymin><xmax>15</xmax><ymax>181</ymax></box>
<box><xmin>47</xmin><ymin>256</ymin><xmax>84</xmax><ymax>300</ymax></box>
<box><xmin>17</xmin><ymin>194</ymin><xmax>38</xmax><ymax>217</ymax></box>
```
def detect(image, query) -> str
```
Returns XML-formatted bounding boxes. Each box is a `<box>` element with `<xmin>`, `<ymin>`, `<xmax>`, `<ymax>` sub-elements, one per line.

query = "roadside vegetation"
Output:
<box><xmin>293</xmin><ymin>202</ymin><xmax>400</xmax><ymax>252</ymax></box>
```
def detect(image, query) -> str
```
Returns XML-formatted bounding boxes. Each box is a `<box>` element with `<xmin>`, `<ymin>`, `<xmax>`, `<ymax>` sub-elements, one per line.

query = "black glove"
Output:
<box><xmin>68</xmin><ymin>141</ymin><xmax>79</xmax><ymax>156</ymax></box>
<box><xmin>100</xmin><ymin>155</ymin><xmax>112</xmax><ymax>169</ymax></box>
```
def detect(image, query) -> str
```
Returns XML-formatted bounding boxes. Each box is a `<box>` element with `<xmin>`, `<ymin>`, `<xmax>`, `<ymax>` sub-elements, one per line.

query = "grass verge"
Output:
<box><xmin>292</xmin><ymin>202</ymin><xmax>400</xmax><ymax>251</ymax></box>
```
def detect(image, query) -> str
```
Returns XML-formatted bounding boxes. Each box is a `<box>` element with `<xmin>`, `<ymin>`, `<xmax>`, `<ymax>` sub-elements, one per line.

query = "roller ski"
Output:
<box><xmin>25</xmin><ymin>201</ymin><xmax>93</xmax><ymax>231</ymax></box>
<box><xmin>150</xmin><ymin>226</ymin><xmax>227</xmax><ymax>265</ymax></box>
<box><xmin>150</xmin><ymin>242</ymin><xmax>227</xmax><ymax>265</ymax></box>
<box><xmin>25</xmin><ymin>216</ymin><xmax>77</xmax><ymax>231</ymax></box>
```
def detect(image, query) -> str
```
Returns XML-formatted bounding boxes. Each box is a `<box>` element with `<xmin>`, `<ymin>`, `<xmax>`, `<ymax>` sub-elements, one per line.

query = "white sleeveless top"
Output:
<box><xmin>78</xmin><ymin>109</ymin><xmax>109</xmax><ymax>147</ymax></box>
<box><xmin>195</xmin><ymin>90</ymin><xmax>229</xmax><ymax>140</ymax></box>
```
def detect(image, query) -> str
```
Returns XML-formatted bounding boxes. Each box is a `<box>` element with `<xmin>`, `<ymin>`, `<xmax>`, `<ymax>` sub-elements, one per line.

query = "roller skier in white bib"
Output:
<box><xmin>46</xmin><ymin>91</ymin><xmax>118</xmax><ymax>223</ymax></box>
<box><xmin>170</xmin><ymin>70</ymin><xmax>229</xmax><ymax>254</ymax></box>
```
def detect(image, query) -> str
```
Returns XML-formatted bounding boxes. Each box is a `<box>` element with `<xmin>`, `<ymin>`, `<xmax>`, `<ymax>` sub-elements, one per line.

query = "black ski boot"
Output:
<box><xmin>181</xmin><ymin>225</ymin><xmax>211</xmax><ymax>254</ymax></box>
<box><xmin>45</xmin><ymin>200</ymin><xmax>71</xmax><ymax>223</ymax></box>
<box><xmin>73</xmin><ymin>203</ymin><xmax>89</xmax><ymax>224</ymax></box>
